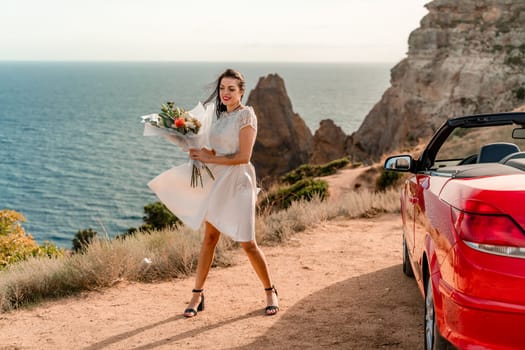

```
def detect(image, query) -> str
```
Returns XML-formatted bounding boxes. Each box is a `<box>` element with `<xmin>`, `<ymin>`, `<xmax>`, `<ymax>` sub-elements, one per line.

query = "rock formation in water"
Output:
<box><xmin>348</xmin><ymin>0</ymin><xmax>525</xmax><ymax>162</ymax></box>
<box><xmin>247</xmin><ymin>74</ymin><xmax>313</xmax><ymax>179</ymax></box>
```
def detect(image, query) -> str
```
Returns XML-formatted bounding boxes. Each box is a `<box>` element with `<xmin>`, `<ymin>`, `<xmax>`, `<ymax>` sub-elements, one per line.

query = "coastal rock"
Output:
<box><xmin>310</xmin><ymin>119</ymin><xmax>350</xmax><ymax>165</ymax></box>
<box><xmin>348</xmin><ymin>0</ymin><xmax>525</xmax><ymax>162</ymax></box>
<box><xmin>247</xmin><ymin>74</ymin><xmax>313</xmax><ymax>179</ymax></box>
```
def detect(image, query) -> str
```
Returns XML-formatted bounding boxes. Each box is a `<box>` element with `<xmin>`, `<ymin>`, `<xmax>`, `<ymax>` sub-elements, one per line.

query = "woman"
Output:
<box><xmin>148</xmin><ymin>69</ymin><xmax>279</xmax><ymax>317</ymax></box>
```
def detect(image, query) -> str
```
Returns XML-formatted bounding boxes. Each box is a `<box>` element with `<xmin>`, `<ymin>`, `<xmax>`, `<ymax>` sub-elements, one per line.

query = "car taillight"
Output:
<box><xmin>452</xmin><ymin>207</ymin><xmax>525</xmax><ymax>258</ymax></box>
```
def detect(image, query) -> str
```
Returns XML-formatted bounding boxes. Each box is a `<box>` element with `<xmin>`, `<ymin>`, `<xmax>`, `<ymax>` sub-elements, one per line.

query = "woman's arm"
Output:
<box><xmin>189</xmin><ymin>126</ymin><xmax>256</xmax><ymax>165</ymax></box>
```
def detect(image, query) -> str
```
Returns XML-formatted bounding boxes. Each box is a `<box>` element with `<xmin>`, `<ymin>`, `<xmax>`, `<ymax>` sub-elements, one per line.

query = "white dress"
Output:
<box><xmin>147</xmin><ymin>106</ymin><xmax>258</xmax><ymax>242</ymax></box>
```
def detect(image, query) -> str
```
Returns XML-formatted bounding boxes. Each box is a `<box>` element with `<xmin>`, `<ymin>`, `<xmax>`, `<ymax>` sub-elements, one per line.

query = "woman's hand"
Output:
<box><xmin>189</xmin><ymin>148</ymin><xmax>215</xmax><ymax>163</ymax></box>
<box><xmin>188</xmin><ymin>126</ymin><xmax>255</xmax><ymax>166</ymax></box>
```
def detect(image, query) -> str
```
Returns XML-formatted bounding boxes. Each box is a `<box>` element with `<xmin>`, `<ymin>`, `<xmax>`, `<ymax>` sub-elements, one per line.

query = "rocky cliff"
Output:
<box><xmin>348</xmin><ymin>0</ymin><xmax>525</xmax><ymax>162</ymax></box>
<box><xmin>247</xmin><ymin>74</ymin><xmax>313</xmax><ymax>179</ymax></box>
<box><xmin>310</xmin><ymin>119</ymin><xmax>350</xmax><ymax>165</ymax></box>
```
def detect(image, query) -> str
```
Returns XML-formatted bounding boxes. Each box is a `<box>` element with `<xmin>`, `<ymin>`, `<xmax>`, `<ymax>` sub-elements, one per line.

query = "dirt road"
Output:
<box><xmin>0</xmin><ymin>214</ymin><xmax>424</xmax><ymax>349</ymax></box>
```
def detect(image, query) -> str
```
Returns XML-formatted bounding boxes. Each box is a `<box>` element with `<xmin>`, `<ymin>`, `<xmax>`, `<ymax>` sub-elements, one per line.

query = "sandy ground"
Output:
<box><xmin>0</xmin><ymin>167</ymin><xmax>425</xmax><ymax>349</ymax></box>
<box><xmin>0</xmin><ymin>215</ymin><xmax>423</xmax><ymax>349</ymax></box>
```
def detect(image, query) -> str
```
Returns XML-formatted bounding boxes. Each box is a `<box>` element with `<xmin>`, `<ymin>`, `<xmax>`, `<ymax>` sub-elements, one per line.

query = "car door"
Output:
<box><xmin>404</xmin><ymin>173</ymin><xmax>419</xmax><ymax>277</ymax></box>
<box><xmin>409</xmin><ymin>173</ymin><xmax>430</xmax><ymax>283</ymax></box>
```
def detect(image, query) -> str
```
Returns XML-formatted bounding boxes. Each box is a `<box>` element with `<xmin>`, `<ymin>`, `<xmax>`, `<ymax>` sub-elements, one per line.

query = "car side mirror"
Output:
<box><xmin>384</xmin><ymin>155</ymin><xmax>413</xmax><ymax>172</ymax></box>
<box><xmin>512</xmin><ymin>127</ymin><xmax>525</xmax><ymax>139</ymax></box>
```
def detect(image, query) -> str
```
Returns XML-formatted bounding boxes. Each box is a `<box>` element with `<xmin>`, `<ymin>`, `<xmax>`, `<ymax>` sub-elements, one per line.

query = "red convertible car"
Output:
<box><xmin>384</xmin><ymin>112</ymin><xmax>525</xmax><ymax>350</ymax></box>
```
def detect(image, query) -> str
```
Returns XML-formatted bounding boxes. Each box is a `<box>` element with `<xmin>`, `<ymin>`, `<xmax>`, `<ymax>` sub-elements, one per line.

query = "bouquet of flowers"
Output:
<box><xmin>153</xmin><ymin>101</ymin><xmax>201</xmax><ymax>134</ymax></box>
<box><xmin>142</xmin><ymin>101</ymin><xmax>215</xmax><ymax>187</ymax></box>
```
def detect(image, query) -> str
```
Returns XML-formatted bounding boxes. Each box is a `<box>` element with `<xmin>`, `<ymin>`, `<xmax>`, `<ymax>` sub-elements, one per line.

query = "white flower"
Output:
<box><xmin>141</xmin><ymin>114</ymin><xmax>159</xmax><ymax>124</ymax></box>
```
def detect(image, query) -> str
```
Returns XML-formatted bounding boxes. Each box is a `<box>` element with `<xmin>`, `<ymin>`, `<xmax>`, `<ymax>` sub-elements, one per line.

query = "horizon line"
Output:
<box><xmin>0</xmin><ymin>59</ymin><xmax>398</xmax><ymax>65</ymax></box>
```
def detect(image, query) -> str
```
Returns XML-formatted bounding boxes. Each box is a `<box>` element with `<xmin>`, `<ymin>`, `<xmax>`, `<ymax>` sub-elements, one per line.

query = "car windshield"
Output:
<box><xmin>433</xmin><ymin>124</ymin><xmax>525</xmax><ymax>169</ymax></box>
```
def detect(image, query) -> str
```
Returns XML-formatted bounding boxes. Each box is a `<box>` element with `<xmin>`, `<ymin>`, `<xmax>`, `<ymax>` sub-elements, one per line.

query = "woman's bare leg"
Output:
<box><xmin>240</xmin><ymin>240</ymin><xmax>279</xmax><ymax>314</ymax></box>
<box><xmin>184</xmin><ymin>222</ymin><xmax>221</xmax><ymax>317</ymax></box>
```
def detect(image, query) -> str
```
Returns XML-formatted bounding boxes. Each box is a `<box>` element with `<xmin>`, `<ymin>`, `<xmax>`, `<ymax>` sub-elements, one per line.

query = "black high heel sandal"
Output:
<box><xmin>264</xmin><ymin>285</ymin><xmax>279</xmax><ymax>316</ymax></box>
<box><xmin>184</xmin><ymin>289</ymin><xmax>205</xmax><ymax>318</ymax></box>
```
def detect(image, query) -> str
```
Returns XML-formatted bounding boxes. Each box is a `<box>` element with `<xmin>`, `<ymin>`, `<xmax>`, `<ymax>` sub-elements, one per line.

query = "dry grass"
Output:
<box><xmin>256</xmin><ymin>188</ymin><xmax>400</xmax><ymax>244</ymax></box>
<box><xmin>0</xmin><ymin>188</ymin><xmax>400</xmax><ymax>312</ymax></box>
<box><xmin>0</xmin><ymin>227</ymin><xmax>233</xmax><ymax>312</ymax></box>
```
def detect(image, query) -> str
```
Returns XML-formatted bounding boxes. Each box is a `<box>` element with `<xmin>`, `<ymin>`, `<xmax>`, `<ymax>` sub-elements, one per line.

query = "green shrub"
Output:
<box><xmin>115</xmin><ymin>202</ymin><xmax>182</xmax><ymax>240</ymax></box>
<box><xmin>318</xmin><ymin>158</ymin><xmax>351</xmax><ymax>176</ymax></box>
<box><xmin>496</xmin><ymin>23</ymin><xmax>511</xmax><ymax>35</ymax></box>
<box><xmin>376</xmin><ymin>170</ymin><xmax>402</xmax><ymax>191</ymax></box>
<box><xmin>260</xmin><ymin>178</ymin><xmax>329</xmax><ymax>212</ymax></box>
<box><xmin>505</xmin><ymin>44</ymin><xmax>516</xmax><ymax>54</ymax></box>
<box><xmin>142</xmin><ymin>202</ymin><xmax>182</xmax><ymax>231</ymax></box>
<box><xmin>505</xmin><ymin>56</ymin><xmax>523</xmax><ymax>66</ymax></box>
<box><xmin>281</xmin><ymin>157</ymin><xmax>350</xmax><ymax>184</ymax></box>
<box><xmin>34</xmin><ymin>241</ymin><xmax>65</xmax><ymax>259</ymax></box>
<box><xmin>280</xmin><ymin>164</ymin><xmax>317</xmax><ymax>184</ymax></box>
<box><xmin>72</xmin><ymin>228</ymin><xmax>98</xmax><ymax>253</ymax></box>
<box><xmin>116</xmin><ymin>227</ymin><xmax>140</xmax><ymax>240</ymax></box>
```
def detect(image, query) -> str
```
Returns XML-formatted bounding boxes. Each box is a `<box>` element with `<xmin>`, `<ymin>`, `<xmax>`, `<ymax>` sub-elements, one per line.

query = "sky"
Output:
<box><xmin>1</xmin><ymin>0</ymin><xmax>429</xmax><ymax>63</ymax></box>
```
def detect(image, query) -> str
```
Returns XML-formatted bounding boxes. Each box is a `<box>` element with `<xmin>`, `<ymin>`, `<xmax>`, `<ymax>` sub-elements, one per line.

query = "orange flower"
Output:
<box><xmin>174</xmin><ymin>117</ymin><xmax>186</xmax><ymax>128</ymax></box>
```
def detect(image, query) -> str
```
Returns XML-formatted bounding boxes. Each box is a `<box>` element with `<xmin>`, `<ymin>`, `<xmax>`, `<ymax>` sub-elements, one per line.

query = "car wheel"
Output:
<box><xmin>425</xmin><ymin>277</ymin><xmax>450</xmax><ymax>350</ymax></box>
<box><xmin>402</xmin><ymin>236</ymin><xmax>414</xmax><ymax>277</ymax></box>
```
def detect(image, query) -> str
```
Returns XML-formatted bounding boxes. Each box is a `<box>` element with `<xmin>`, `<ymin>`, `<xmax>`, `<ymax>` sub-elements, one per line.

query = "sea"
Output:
<box><xmin>0</xmin><ymin>61</ymin><xmax>392</xmax><ymax>247</ymax></box>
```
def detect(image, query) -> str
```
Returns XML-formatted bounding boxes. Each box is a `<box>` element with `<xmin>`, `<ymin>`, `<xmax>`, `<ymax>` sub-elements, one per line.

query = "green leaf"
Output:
<box><xmin>161</xmin><ymin>118</ymin><xmax>171</xmax><ymax>128</ymax></box>
<box><xmin>203</xmin><ymin>165</ymin><xmax>215</xmax><ymax>180</ymax></box>
<box><xmin>159</xmin><ymin>112</ymin><xmax>173</xmax><ymax>120</ymax></box>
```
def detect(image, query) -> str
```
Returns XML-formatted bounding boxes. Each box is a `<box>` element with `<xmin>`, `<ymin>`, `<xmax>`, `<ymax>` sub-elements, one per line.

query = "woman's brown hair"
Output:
<box><xmin>204</xmin><ymin>68</ymin><xmax>246</xmax><ymax>118</ymax></box>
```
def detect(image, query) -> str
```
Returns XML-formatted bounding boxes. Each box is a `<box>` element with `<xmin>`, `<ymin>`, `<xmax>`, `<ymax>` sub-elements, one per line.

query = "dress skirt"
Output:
<box><xmin>148</xmin><ymin>161</ymin><xmax>257</xmax><ymax>242</ymax></box>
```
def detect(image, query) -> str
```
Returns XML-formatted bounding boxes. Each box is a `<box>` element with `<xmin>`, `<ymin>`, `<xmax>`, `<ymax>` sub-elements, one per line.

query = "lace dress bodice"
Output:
<box><xmin>208</xmin><ymin>107</ymin><xmax>257</xmax><ymax>155</ymax></box>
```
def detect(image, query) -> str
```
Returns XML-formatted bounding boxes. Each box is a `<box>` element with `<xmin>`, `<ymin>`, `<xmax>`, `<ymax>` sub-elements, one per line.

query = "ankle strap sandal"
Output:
<box><xmin>183</xmin><ymin>289</ymin><xmax>205</xmax><ymax>318</ymax></box>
